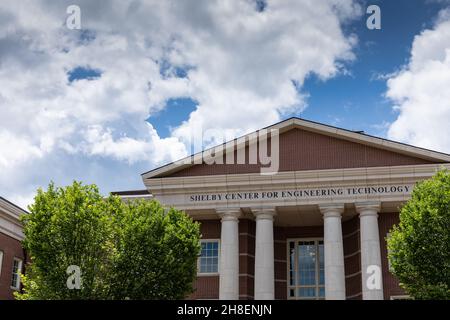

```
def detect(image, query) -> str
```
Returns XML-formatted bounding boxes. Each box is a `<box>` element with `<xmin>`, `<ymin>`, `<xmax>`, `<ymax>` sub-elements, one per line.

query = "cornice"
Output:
<box><xmin>145</xmin><ymin>163</ymin><xmax>450</xmax><ymax>194</ymax></box>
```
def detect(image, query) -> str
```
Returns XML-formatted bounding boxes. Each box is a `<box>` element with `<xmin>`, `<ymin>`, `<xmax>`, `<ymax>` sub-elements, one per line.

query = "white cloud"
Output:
<box><xmin>387</xmin><ymin>11</ymin><xmax>450</xmax><ymax>153</ymax></box>
<box><xmin>0</xmin><ymin>131</ymin><xmax>44</xmax><ymax>168</ymax></box>
<box><xmin>171</xmin><ymin>0</ymin><xmax>360</xmax><ymax>140</ymax></box>
<box><xmin>0</xmin><ymin>0</ymin><xmax>361</xmax><ymax>205</ymax></box>
<box><xmin>83</xmin><ymin>124</ymin><xmax>186</xmax><ymax>165</ymax></box>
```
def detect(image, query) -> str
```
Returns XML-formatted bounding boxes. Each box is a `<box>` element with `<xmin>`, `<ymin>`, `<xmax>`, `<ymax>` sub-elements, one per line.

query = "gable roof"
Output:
<box><xmin>142</xmin><ymin>117</ymin><xmax>450</xmax><ymax>179</ymax></box>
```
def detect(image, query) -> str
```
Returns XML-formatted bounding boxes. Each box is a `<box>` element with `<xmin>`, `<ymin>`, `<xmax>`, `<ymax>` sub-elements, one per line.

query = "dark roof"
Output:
<box><xmin>111</xmin><ymin>189</ymin><xmax>150</xmax><ymax>196</ymax></box>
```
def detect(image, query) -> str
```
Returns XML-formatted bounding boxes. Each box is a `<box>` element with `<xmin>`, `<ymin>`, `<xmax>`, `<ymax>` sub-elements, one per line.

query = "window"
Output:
<box><xmin>11</xmin><ymin>258</ymin><xmax>23</xmax><ymax>290</ymax></box>
<box><xmin>198</xmin><ymin>240</ymin><xmax>219</xmax><ymax>274</ymax></box>
<box><xmin>288</xmin><ymin>239</ymin><xmax>325</xmax><ymax>300</ymax></box>
<box><xmin>0</xmin><ymin>250</ymin><xmax>3</xmax><ymax>277</ymax></box>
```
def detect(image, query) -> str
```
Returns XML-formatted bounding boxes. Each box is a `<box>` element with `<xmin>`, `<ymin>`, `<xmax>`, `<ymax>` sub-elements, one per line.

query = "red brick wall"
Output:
<box><xmin>342</xmin><ymin>217</ymin><xmax>362</xmax><ymax>299</ymax></box>
<box><xmin>239</xmin><ymin>219</ymin><xmax>255</xmax><ymax>300</ymax></box>
<box><xmin>378</xmin><ymin>212</ymin><xmax>405</xmax><ymax>299</ymax></box>
<box><xmin>0</xmin><ymin>232</ymin><xmax>25</xmax><ymax>300</ymax></box>
<box><xmin>188</xmin><ymin>219</ymin><xmax>221</xmax><ymax>300</ymax></box>
<box><xmin>162</xmin><ymin>129</ymin><xmax>434</xmax><ymax>177</ymax></box>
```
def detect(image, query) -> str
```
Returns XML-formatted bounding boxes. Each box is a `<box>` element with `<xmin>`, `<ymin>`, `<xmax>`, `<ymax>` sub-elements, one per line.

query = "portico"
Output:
<box><xmin>188</xmin><ymin>200</ymin><xmax>388</xmax><ymax>300</ymax></box>
<box><xmin>117</xmin><ymin>117</ymin><xmax>450</xmax><ymax>300</ymax></box>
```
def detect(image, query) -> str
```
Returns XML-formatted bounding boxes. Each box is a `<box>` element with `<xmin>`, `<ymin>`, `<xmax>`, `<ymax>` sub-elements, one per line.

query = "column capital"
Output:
<box><xmin>251</xmin><ymin>207</ymin><xmax>276</xmax><ymax>220</ymax></box>
<box><xmin>355</xmin><ymin>201</ymin><xmax>381</xmax><ymax>216</ymax></box>
<box><xmin>319</xmin><ymin>203</ymin><xmax>345</xmax><ymax>218</ymax></box>
<box><xmin>216</xmin><ymin>208</ymin><xmax>241</xmax><ymax>221</ymax></box>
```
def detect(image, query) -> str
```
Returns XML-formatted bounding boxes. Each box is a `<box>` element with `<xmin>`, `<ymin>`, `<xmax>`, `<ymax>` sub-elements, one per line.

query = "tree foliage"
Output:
<box><xmin>111</xmin><ymin>201</ymin><xmax>200</xmax><ymax>299</ymax></box>
<box><xmin>387</xmin><ymin>169</ymin><xmax>450</xmax><ymax>299</ymax></box>
<box><xmin>16</xmin><ymin>181</ymin><xmax>200</xmax><ymax>300</ymax></box>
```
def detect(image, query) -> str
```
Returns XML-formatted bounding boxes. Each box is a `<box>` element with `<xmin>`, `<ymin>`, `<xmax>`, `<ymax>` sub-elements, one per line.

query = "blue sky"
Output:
<box><xmin>301</xmin><ymin>0</ymin><xmax>448</xmax><ymax>135</ymax></box>
<box><xmin>1</xmin><ymin>0</ymin><xmax>450</xmax><ymax>207</ymax></box>
<box><xmin>149</xmin><ymin>0</ymin><xmax>449</xmax><ymax>138</ymax></box>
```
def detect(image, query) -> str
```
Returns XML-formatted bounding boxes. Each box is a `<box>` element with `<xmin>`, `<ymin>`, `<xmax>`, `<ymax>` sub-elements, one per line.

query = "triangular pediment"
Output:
<box><xmin>143</xmin><ymin>118</ymin><xmax>450</xmax><ymax>179</ymax></box>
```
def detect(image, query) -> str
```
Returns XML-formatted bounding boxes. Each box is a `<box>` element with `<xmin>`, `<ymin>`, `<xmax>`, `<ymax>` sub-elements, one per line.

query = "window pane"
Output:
<box><xmin>289</xmin><ymin>241</ymin><xmax>295</xmax><ymax>286</ymax></box>
<box><xmin>11</xmin><ymin>259</ymin><xmax>22</xmax><ymax>289</ymax></box>
<box><xmin>298</xmin><ymin>287</ymin><xmax>315</xmax><ymax>297</ymax></box>
<box><xmin>198</xmin><ymin>241</ymin><xmax>219</xmax><ymax>273</ymax></box>
<box><xmin>200</xmin><ymin>262</ymin><xmax>207</xmax><ymax>273</ymax></box>
<box><xmin>297</xmin><ymin>242</ymin><xmax>316</xmax><ymax>285</ymax></box>
<box><xmin>318</xmin><ymin>243</ymin><xmax>325</xmax><ymax>285</ymax></box>
<box><xmin>319</xmin><ymin>287</ymin><xmax>325</xmax><ymax>297</ymax></box>
<box><xmin>289</xmin><ymin>289</ymin><xmax>295</xmax><ymax>297</ymax></box>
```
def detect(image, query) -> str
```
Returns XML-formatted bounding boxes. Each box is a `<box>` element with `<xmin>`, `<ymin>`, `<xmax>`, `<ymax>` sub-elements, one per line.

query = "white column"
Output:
<box><xmin>319</xmin><ymin>204</ymin><xmax>346</xmax><ymax>300</ymax></box>
<box><xmin>356</xmin><ymin>202</ymin><xmax>384</xmax><ymax>300</ymax></box>
<box><xmin>253</xmin><ymin>208</ymin><xmax>276</xmax><ymax>300</ymax></box>
<box><xmin>217</xmin><ymin>209</ymin><xmax>241</xmax><ymax>300</ymax></box>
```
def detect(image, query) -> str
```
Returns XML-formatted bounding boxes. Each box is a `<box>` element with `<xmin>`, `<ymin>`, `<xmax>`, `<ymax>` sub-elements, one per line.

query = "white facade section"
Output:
<box><xmin>320</xmin><ymin>204</ymin><xmax>346</xmax><ymax>300</ymax></box>
<box><xmin>356</xmin><ymin>201</ymin><xmax>384</xmax><ymax>300</ymax></box>
<box><xmin>253</xmin><ymin>208</ymin><xmax>276</xmax><ymax>300</ymax></box>
<box><xmin>217</xmin><ymin>209</ymin><xmax>241</xmax><ymax>300</ymax></box>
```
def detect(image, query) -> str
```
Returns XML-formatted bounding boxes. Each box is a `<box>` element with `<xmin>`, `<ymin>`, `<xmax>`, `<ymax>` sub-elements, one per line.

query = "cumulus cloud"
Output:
<box><xmin>0</xmin><ymin>0</ymin><xmax>361</xmax><ymax>205</ymax></box>
<box><xmin>387</xmin><ymin>9</ymin><xmax>450</xmax><ymax>153</ymax></box>
<box><xmin>83</xmin><ymin>124</ymin><xmax>186</xmax><ymax>164</ymax></box>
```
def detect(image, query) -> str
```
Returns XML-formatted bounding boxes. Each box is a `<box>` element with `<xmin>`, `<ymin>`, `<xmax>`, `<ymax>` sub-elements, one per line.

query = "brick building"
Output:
<box><xmin>0</xmin><ymin>197</ymin><xmax>27</xmax><ymax>300</ymax></box>
<box><xmin>117</xmin><ymin>117</ymin><xmax>450</xmax><ymax>300</ymax></box>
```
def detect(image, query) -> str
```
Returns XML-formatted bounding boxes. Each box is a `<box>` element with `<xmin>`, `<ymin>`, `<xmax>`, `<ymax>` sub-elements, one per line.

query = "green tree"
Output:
<box><xmin>16</xmin><ymin>181</ymin><xmax>201</xmax><ymax>300</ymax></box>
<box><xmin>111</xmin><ymin>200</ymin><xmax>201</xmax><ymax>299</ymax></box>
<box><xmin>387</xmin><ymin>169</ymin><xmax>450</xmax><ymax>299</ymax></box>
<box><xmin>17</xmin><ymin>182</ymin><xmax>120</xmax><ymax>299</ymax></box>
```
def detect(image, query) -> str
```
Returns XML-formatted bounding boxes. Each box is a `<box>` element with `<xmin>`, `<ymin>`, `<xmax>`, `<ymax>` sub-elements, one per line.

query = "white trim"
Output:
<box><xmin>0</xmin><ymin>198</ymin><xmax>27</xmax><ymax>219</ymax></box>
<box><xmin>0</xmin><ymin>212</ymin><xmax>24</xmax><ymax>241</ymax></box>
<box><xmin>142</xmin><ymin>117</ymin><xmax>450</xmax><ymax>180</ymax></box>
<box><xmin>143</xmin><ymin>163</ymin><xmax>450</xmax><ymax>212</ymax></box>
<box><xmin>239</xmin><ymin>273</ymin><xmax>254</xmax><ymax>278</ymax></box>
<box><xmin>146</xmin><ymin>163</ymin><xmax>449</xmax><ymax>192</ymax></box>
<box><xmin>346</xmin><ymin>292</ymin><xmax>363</xmax><ymax>299</ymax></box>
<box><xmin>197</xmin><ymin>239</ymin><xmax>220</xmax><ymax>276</ymax></box>
<box><xmin>196</xmin><ymin>272</ymin><xmax>220</xmax><ymax>277</ymax></box>
<box><xmin>0</xmin><ymin>198</ymin><xmax>26</xmax><ymax>241</ymax></box>
<box><xmin>0</xmin><ymin>250</ymin><xmax>3</xmax><ymax>277</ymax></box>
<box><xmin>344</xmin><ymin>250</ymin><xmax>361</xmax><ymax>259</ymax></box>
<box><xmin>343</xmin><ymin>229</ymin><xmax>360</xmax><ymax>239</ymax></box>
<box><xmin>117</xmin><ymin>194</ymin><xmax>153</xmax><ymax>200</ymax></box>
<box><xmin>390</xmin><ymin>295</ymin><xmax>411</xmax><ymax>300</ymax></box>
<box><xmin>345</xmin><ymin>271</ymin><xmax>362</xmax><ymax>278</ymax></box>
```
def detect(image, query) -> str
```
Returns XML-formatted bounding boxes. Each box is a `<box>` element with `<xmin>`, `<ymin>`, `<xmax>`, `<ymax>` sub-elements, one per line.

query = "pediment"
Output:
<box><xmin>143</xmin><ymin>118</ymin><xmax>450</xmax><ymax>179</ymax></box>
